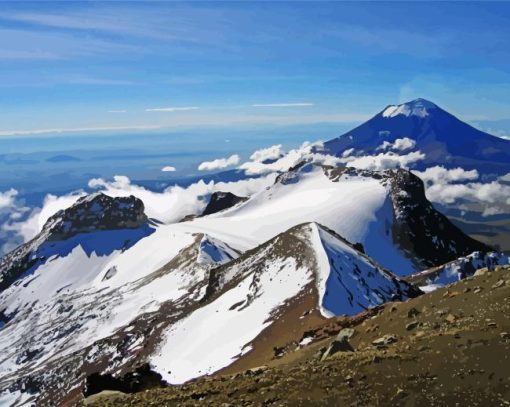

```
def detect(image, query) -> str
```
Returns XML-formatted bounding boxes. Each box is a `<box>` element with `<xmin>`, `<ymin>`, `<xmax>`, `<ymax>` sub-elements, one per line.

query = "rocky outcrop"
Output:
<box><xmin>45</xmin><ymin>193</ymin><xmax>147</xmax><ymax>241</ymax></box>
<box><xmin>201</xmin><ymin>192</ymin><xmax>248</xmax><ymax>216</ymax></box>
<box><xmin>0</xmin><ymin>193</ymin><xmax>148</xmax><ymax>293</ymax></box>
<box><xmin>386</xmin><ymin>169</ymin><xmax>492</xmax><ymax>268</ymax></box>
<box><xmin>323</xmin><ymin>165</ymin><xmax>492</xmax><ymax>269</ymax></box>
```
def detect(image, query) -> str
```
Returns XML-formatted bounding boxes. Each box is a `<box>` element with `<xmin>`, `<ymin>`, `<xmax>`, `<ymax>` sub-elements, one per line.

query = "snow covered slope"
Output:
<box><xmin>0</xmin><ymin>162</ymin><xmax>492</xmax><ymax>405</ymax></box>
<box><xmin>176</xmin><ymin>163</ymin><xmax>489</xmax><ymax>275</ymax></box>
<box><xmin>0</xmin><ymin>195</ymin><xmax>240</xmax><ymax>405</ymax></box>
<box><xmin>150</xmin><ymin>222</ymin><xmax>419</xmax><ymax>384</ymax></box>
<box><xmin>322</xmin><ymin>98</ymin><xmax>510</xmax><ymax>176</ymax></box>
<box><xmin>407</xmin><ymin>251</ymin><xmax>509</xmax><ymax>291</ymax></box>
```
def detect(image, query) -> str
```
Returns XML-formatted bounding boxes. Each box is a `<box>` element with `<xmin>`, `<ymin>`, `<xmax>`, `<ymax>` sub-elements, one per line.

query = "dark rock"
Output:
<box><xmin>84</xmin><ymin>364</ymin><xmax>166</xmax><ymax>397</ymax></box>
<box><xmin>321</xmin><ymin>336</ymin><xmax>354</xmax><ymax>360</ymax></box>
<box><xmin>245</xmin><ymin>366</ymin><xmax>267</xmax><ymax>376</ymax></box>
<box><xmin>46</xmin><ymin>193</ymin><xmax>147</xmax><ymax>241</ymax></box>
<box><xmin>406</xmin><ymin>321</ymin><xmax>419</xmax><ymax>331</ymax></box>
<box><xmin>202</xmin><ymin>192</ymin><xmax>248</xmax><ymax>216</ymax></box>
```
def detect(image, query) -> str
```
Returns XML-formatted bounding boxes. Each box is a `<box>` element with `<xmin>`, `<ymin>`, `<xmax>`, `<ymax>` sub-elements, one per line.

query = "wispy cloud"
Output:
<box><xmin>0</xmin><ymin>124</ymin><xmax>161</xmax><ymax>137</ymax></box>
<box><xmin>145</xmin><ymin>107</ymin><xmax>200</xmax><ymax>112</ymax></box>
<box><xmin>0</xmin><ymin>49</ymin><xmax>59</xmax><ymax>60</ymax></box>
<box><xmin>0</xmin><ymin>27</ymin><xmax>137</xmax><ymax>61</ymax></box>
<box><xmin>68</xmin><ymin>77</ymin><xmax>135</xmax><ymax>86</ymax></box>
<box><xmin>252</xmin><ymin>103</ymin><xmax>314</xmax><ymax>108</ymax></box>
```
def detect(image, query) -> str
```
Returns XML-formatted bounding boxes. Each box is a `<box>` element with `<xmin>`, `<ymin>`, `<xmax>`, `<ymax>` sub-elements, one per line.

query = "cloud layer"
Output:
<box><xmin>413</xmin><ymin>166</ymin><xmax>510</xmax><ymax>216</ymax></box>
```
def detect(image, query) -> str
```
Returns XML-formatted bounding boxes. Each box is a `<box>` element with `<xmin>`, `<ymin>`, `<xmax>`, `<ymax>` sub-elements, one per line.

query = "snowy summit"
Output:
<box><xmin>381</xmin><ymin>98</ymin><xmax>438</xmax><ymax>118</ymax></box>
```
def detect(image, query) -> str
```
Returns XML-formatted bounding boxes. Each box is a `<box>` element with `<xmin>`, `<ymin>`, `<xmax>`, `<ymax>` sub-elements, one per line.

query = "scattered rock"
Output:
<box><xmin>336</xmin><ymin>328</ymin><xmax>355</xmax><ymax>341</ymax></box>
<box><xmin>445</xmin><ymin>313</ymin><xmax>457</xmax><ymax>323</ymax></box>
<box><xmin>407</xmin><ymin>308</ymin><xmax>420</xmax><ymax>318</ymax></box>
<box><xmin>474</xmin><ymin>268</ymin><xmax>488</xmax><ymax>277</ymax></box>
<box><xmin>245</xmin><ymin>366</ymin><xmax>267</xmax><ymax>376</ymax></box>
<box><xmin>473</xmin><ymin>286</ymin><xmax>483</xmax><ymax>294</ymax></box>
<box><xmin>492</xmin><ymin>280</ymin><xmax>506</xmax><ymax>289</ymax></box>
<box><xmin>406</xmin><ymin>321</ymin><xmax>419</xmax><ymax>331</ymax></box>
<box><xmin>500</xmin><ymin>332</ymin><xmax>510</xmax><ymax>340</ymax></box>
<box><xmin>443</xmin><ymin>290</ymin><xmax>460</xmax><ymax>298</ymax></box>
<box><xmin>315</xmin><ymin>346</ymin><xmax>327</xmax><ymax>360</ymax></box>
<box><xmin>372</xmin><ymin>334</ymin><xmax>398</xmax><ymax>347</ymax></box>
<box><xmin>273</xmin><ymin>347</ymin><xmax>285</xmax><ymax>358</ymax></box>
<box><xmin>321</xmin><ymin>336</ymin><xmax>354</xmax><ymax>360</ymax></box>
<box><xmin>415</xmin><ymin>331</ymin><xmax>426</xmax><ymax>338</ymax></box>
<box><xmin>395</xmin><ymin>388</ymin><xmax>408</xmax><ymax>398</ymax></box>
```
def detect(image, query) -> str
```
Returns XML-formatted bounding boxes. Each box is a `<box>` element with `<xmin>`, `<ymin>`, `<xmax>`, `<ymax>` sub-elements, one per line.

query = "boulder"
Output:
<box><xmin>321</xmin><ymin>335</ymin><xmax>354</xmax><ymax>360</ymax></box>
<box><xmin>372</xmin><ymin>334</ymin><xmax>398</xmax><ymax>347</ymax></box>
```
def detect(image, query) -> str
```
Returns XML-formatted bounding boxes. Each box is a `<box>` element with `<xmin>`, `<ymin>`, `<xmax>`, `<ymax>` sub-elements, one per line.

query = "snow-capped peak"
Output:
<box><xmin>382</xmin><ymin>98</ymin><xmax>437</xmax><ymax>119</ymax></box>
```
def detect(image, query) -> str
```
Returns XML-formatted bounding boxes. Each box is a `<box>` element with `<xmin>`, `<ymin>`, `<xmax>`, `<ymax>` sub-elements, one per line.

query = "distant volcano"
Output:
<box><xmin>323</xmin><ymin>98</ymin><xmax>510</xmax><ymax>177</ymax></box>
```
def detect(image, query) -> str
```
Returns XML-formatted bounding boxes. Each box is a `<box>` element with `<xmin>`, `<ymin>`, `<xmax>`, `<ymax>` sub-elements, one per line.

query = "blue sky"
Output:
<box><xmin>0</xmin><ymin>1</ymin><xmax>510</xmax><ymax>136</ymax></box>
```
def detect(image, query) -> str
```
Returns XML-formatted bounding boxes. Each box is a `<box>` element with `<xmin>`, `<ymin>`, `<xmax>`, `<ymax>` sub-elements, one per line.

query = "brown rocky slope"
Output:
<box><xmin>84</xmin><ymin>265</ymin><xmax>510</xmax><ymax>407</ymax></box>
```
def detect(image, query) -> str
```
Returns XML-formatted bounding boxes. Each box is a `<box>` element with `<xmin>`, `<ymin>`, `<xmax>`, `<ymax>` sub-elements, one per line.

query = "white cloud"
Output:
<box><xmin>345</xmin><ymin>150</ymin><xmax>425</xmax><ymax>171</ymax></box>
<box><xmin>161</xmin><ymin>166</ymin><xmax>177</xmax><ymax>172</ymax></box>
<box><xmin>3</xmin><ymin>173</ymin><xmax>276</xmax><ymax>250</ymax></box>
<box><xmin>499</xmin><ymin>172</ymin><xmax>510</xmax><ymax>182</ymax></box>
<box><xmin>145</xmin><ymin>107</ymin><xmax>199</xmax><ymax>112</ymax></box>
<box><xmin>0</xmin><ymin>189</ymin><xmax>31</xmax><ymax>253</ymax></box>
<box><xmin>412</xmin><ymin>166</ymin><xmax>510</xmax><ymax>210</ymax></box>
<box><xmin>249</xmin><ymin>144</ymin><xmax>283</xmax><ymax>162</ymax></box>
<box><xmin>198</xmin><ymin>154</ymin><xmax>240</xmax><ymax>171</ymax></box>
<box><xmin>251</xmin><ymin>103</ymin><xmax>314</xmax><ymax>108</ymax></box>
<box><xmin>0</xmin><ymin>188</ymin><xmax>18</xmax><ymax>210</ymax></box>
<box><xmin>87</xmin><ymin>174</ymin><xmax>274</xmax><ymax>224</ymax></box>
<box><xmin>239</xmin><ymin>141</ymin><xmax>333</xmax><ymax>176</ymax></box>
<box><xmin>377</xmin><ymin>137</ymin><xmax>416</xmax><ymax>152</ymax></box>
<box><xmin>482</xmin><ymin>206</ymin><xmax>505</xmax><ymax>217</ymax></box>
<box><xmin>413</xmin><ymin>166</ymin><xmax>479</xmax><ymax>186</ymax></box>
<box><xmin>5</xmin><ymin>192</ymin><xmax>85</xmax><ymax>244</ymax></box>
<box><xmin>341</xmin><ymin>148</ymin><xmax>355</xmax><ymax>158</ymax></box>
<box><xmin>424</xmin><ymin>181</ymin><xmax>510</xmax><ymax>206</ymax></box>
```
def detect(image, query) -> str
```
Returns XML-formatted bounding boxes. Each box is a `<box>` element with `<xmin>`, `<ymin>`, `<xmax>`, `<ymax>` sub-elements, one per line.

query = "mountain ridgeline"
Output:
<box><xmin>0</xmin><ymin>98</ymin><xmax>507</xmax><ymax>406</ymax></box>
